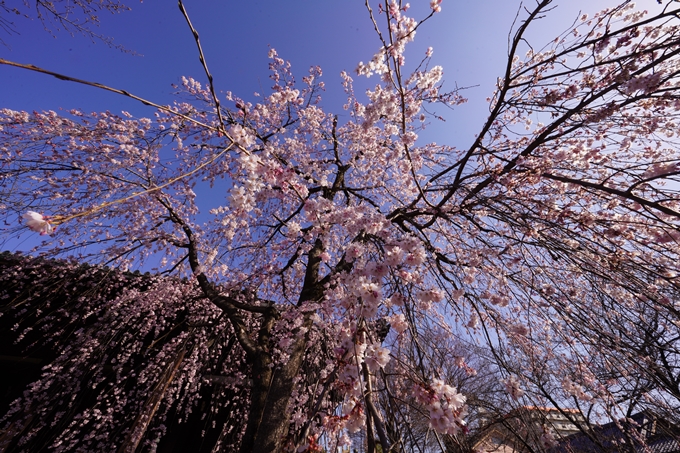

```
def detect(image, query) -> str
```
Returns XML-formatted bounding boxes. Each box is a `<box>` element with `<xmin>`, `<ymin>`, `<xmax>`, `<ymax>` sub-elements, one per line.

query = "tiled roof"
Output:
<box><xmin>553</xmin><ymin>411</ymin><xmax>680</xmax><ymax>453</ymax></box>
<box><xmin>647</xmin><ymin>437</ymin><xmax>680</xmax><ymax>453</ymax></box>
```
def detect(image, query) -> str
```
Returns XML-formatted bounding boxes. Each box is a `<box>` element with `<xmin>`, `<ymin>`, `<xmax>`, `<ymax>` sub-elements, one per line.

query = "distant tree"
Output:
<box><xmin>376</xmin><ymin>330</ymin><xmax>507</xmax><ymax>452</ymax></box>
<box><xmin>2</xmin><ymin>1</ymin><xmax>680</xmax><ymax>452</ymax></box>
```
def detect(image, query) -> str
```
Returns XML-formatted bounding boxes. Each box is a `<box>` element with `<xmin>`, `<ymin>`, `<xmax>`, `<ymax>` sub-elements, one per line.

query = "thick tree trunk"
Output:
<box><xmin>239</xmin><ymin>319</ymin><xmax>312</xmax><ymax>453</ymax></box>
<box><xmin>239</xmin><ymin>354</ymin><xmax>273</xmax><ymax>453</ymax></box>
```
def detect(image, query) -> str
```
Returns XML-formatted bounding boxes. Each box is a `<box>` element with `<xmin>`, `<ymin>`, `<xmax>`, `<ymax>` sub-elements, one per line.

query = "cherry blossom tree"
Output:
<box><xmin>0</xmin><ymin>252</ymin><xmax>251</xmax><ymax>452</ymax></box>
<box><xmin>2</xmin><ymin>0</ymin><xmax>680</xmax><ymax>452</ymax></box>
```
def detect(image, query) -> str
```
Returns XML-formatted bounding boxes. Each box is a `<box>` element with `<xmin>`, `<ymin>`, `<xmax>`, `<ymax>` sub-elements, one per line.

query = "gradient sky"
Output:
<box><xmin>1</xmin><ymin>1</ymin><xmax>648</xmax><ymax>134</ymax></box>
<box><xmin>0</xmin><ymin>0</ymin><xmax>663</xmax><ymax>253</ymax></box>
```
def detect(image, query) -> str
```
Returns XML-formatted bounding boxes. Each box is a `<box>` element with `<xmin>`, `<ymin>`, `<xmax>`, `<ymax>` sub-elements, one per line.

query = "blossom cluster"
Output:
<box><xmin>502</xmin><ymin>375</ymin><xmax>525</xmax><ymax>400</ymax></box>
<box><xmin>22</xmin><ymin>211</ymin><xmax>53</xmax><ymax>235</ymax></box>
<box><xmin>413</xmin><ymin>378</ymin><xmax>467</xmax><ymax>435</ymax></box>
<box><xmin>356</xmin><ymin>0</ymin><xmax>423</xmax><ymax>76</ymax></box>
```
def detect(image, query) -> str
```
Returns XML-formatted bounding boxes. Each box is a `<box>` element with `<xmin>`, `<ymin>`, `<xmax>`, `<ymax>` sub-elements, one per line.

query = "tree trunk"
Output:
<box><xmin>239</xmin><ymin>354</ymin><xmax>273</xmax><ymax>453</ymax></box>
<box><xmin>239</xmin><ymin>319</ymin><xmax>312</xmax><ymax>453</ymax></box>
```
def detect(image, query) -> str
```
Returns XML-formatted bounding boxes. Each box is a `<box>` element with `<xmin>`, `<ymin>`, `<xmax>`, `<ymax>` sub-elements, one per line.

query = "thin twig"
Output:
<box><xmin>178</xmin><ymin>0</ymin><xmax>228</xmax><ymax>132</ymax></box>
<box><xmin>52</xmin><ymin>144</ymin><xmax>235</xmax><ymax>225</ymax></box>
<box><xmin>0</xmin><ymin>58</ymin><xmax>217</xmax><ymax>132</ymax></box>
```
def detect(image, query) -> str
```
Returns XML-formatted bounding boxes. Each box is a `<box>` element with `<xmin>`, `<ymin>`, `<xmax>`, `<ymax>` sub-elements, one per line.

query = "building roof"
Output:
<box><xmin>555</xmin><ymin>411</ymin><xmax>680</xmax><ymax>453</ymax></box>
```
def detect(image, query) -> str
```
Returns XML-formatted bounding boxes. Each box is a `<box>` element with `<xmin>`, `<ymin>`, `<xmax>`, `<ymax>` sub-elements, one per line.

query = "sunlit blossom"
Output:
<box><xmin>22</xmin><ymin>211</ymin><xmax>53</xmax><ymax>235</ymax></box>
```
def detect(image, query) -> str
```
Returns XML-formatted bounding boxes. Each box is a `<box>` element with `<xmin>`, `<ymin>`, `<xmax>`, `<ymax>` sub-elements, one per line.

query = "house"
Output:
<box><xmin>474</xmin><ymin>406</ymin><xmax>587</xmax><ymax>453</ymax></box>
<box><xmin>473</xmin><ymin>407</ymin><xmax>680</xmax><ymax>453</ymax></box>
<box><xmin>555</xmin><ymin>410</ymin><xmax>680</xmax><ymax>453</ymax></box>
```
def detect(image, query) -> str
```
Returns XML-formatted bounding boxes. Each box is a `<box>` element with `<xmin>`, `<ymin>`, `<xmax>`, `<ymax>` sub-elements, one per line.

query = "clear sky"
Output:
<box><xmin>0</xmin><ymin>0</ymin><xmax>662</xmax><ymax>253</ymax></box>
<box><xmin>1</xmin><ymin>0</ymin><xmax>644</xmax><ymax>133</ymax></box>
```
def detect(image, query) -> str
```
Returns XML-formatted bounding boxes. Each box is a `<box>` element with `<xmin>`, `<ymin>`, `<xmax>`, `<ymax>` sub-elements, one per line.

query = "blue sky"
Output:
<box><xmin>0</xmin><ymin>0</ymin><xmax>659</xmax><ymax>254</ymax></box>
<box><xmin>0</xmin><ymin>0</ymin><xmax>635</xmax><ymax>138</ymax></box>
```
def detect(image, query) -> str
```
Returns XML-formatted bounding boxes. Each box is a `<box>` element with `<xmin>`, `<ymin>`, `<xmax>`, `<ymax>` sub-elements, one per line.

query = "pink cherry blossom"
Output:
<box><xmin>4</xmin><ymin>1</ymin><xmax>680</xmax><ymax>451</ymax></box>
<box><xmin>22</xmin><ymin>211</ymin><xmax>53</xmax><ymax>235</ymax></box>
<box><xmin>502</xmin><ymin>375</ymin><xmax>525</xmax><ymax>400</ymax></box>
